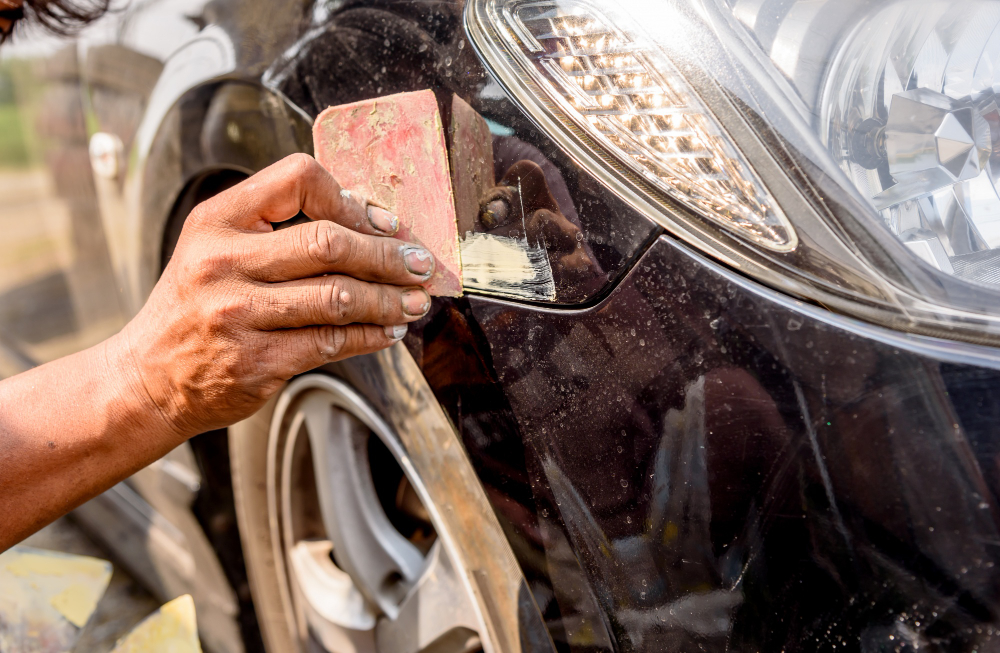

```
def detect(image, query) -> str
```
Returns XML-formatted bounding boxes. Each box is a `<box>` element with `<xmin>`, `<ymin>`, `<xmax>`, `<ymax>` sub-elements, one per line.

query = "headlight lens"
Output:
<box><xmin>824</xmin><ymin>2</ymin><xmax>1000</xmax><ymax>286</ymax></box>
<box><xmin>466</xmin><ymin>0</ymin><xmax>1000</xmax><ymax>345</ymax></box>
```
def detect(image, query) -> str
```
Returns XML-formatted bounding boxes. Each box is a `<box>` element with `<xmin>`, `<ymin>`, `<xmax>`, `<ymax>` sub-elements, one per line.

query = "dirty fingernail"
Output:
<box><xmin>368</xmin><ymin>205</ymin><xmax>399</xmax><ymax>234</ymax></box>
<box><xmin>385</xmin><ymin>324</ymin><xmax>408</xmax><ymax>340</ymax></box>
<box><xmin>402</xmin><ymin>245</ymin><xmax>434</xmax><ymax>277</ymax></box>
<box><xmin>402</xmin><ymin>288</ymin><xmax>431</xmax><ymax>316</ymax></box>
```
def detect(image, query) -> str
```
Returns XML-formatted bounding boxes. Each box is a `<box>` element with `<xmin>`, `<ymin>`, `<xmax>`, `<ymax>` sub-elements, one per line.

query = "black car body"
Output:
<box><xmin>3</xmin><ymin>0</ymin><xmax>1000</xmax><ymax>652</ymax></box>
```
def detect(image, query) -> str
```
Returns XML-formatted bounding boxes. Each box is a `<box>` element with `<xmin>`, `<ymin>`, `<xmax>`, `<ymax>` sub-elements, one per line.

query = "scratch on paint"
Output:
<box><xmin>460</xmin><ymin>231</ymin><xmax>556</xmax><ymax>301</ymax></box>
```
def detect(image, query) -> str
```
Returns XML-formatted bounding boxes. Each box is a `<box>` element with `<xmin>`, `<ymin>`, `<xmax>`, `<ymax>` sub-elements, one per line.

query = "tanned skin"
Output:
<box><xmin>0</xmin><ymin>154</ymin><xmax>437</xmax><ymax>549</ymax></box>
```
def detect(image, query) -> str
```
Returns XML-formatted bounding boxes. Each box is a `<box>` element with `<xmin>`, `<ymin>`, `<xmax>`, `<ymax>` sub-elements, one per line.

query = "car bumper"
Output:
<box><xmin>412</xmin><ymin>234</ymin><xmax>1000</xmax><ymax>651</ymax></box>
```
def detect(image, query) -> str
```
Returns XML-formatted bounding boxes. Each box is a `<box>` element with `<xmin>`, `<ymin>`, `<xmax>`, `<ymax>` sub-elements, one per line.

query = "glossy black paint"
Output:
<box><xmin>10</xmin><ymin>0</ymin><xmax>998</xmax><ymax>649</ymax></box>
<box><xmin>405</xmin><ymin>235</ymin><xmax>1000</xmax><ymax>653</ymax></box>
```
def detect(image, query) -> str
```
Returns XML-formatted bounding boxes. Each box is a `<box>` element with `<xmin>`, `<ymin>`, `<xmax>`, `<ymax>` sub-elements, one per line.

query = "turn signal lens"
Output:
<box><xmin>479</xmin><ymin>0</ymin><xmax>795</xmax><ymax>251</ymax></box>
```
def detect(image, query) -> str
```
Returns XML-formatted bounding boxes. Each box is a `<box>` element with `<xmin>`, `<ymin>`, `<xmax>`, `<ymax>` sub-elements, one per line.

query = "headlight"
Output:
<box><xmin>823</xmin><ymin>3</ymin><xmax>1000</xmax><ymax>283</ymax></box>
<box><xmin>466</xmin><ymin>0</ymin><xmax>1000</xmax><ymax>345</ymax></box>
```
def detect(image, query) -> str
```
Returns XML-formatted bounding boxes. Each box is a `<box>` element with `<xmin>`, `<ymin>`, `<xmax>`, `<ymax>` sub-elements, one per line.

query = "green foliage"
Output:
<box><xmin>0</xmin><ymin>64</ymin><xmax>30</xmax><ymax>168</ymax></box>
<box><xmin>0</xmin><ymin>104</ymin><xmax>29</xmax><ymax>168</ymax></box>
<box><xmin>0</xmin><ymin>70</ymin><xmax>14</xmax><ymax>104</ymax></box>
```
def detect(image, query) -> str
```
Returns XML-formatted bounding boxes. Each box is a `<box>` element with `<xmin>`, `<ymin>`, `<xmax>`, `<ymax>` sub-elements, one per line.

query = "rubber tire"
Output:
<box><xmin>229</xmin><ymin>392</ymin><xmax>300</xmax><ymax>653</ymax></box>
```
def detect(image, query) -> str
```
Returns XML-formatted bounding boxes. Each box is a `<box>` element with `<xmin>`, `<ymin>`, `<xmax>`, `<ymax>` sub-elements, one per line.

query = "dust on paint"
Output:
<box><xmin>460</xmin><ymin>231</ymin><xmax>556</xmax><ymax>302</ymax></box>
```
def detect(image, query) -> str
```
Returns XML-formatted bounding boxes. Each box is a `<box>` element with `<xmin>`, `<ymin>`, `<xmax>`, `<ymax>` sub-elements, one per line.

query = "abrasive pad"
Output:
<box><xmin>313</xmin><ymin>90</ymin><xmax>463</xmax><ymax>297</ymax></box>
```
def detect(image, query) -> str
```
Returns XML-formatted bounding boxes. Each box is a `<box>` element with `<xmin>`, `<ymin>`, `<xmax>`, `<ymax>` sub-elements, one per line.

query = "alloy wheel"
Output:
<box><xmin>264</xmin><ymin>374</ymin><xmax>487</xmax><ymax>653</ymax></box>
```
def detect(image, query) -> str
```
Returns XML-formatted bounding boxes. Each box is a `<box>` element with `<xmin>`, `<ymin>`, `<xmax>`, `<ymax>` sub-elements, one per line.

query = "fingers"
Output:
<box><xmin>238</xmin><ymin>218</ymin><xmax>435</xmax><ymax>284</ymax></box>
<box><xmin>269</xmin><ymin>323</ymin><xmax>406</xmax><ymax>376</ymax></box>
<box><xmin>201</xmin><ymin>153</ymin><xmax>400</xmax><ymax>236</ymax></box>
<box><xmin>250</xmin><ymin>275</ymin><xmax>431</xmax><ymax>330</ymax></box>
<box><xmin>527</xmin><ymin>208</ymin><xmax>580</xmax><ymax>253</ymax></box>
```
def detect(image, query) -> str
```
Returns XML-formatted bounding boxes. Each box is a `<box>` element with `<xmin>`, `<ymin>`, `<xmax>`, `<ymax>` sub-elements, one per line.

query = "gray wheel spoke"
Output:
<box><xmin>300</xmin><ymin>391</ymin><xmax>424</xmax><ymax>618</ymax></box>
<box><xmin>376</xmin><ymin>541</ymin><xmax>482</xmax><ymax>653</ymax></box>
<box><xmin>286</xmin><ymin>539</ymin><xmax>376</xmax><ymax>651</ymax></box>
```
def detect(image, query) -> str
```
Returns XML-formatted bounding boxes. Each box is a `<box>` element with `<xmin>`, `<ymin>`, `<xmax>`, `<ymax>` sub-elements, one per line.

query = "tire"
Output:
<box><xmin>228</xmin><ymin>393</ymin><xmax>298</xmax><ymax>653</ymax></box>
<box><xmin>229</xmin><ymin>373</ymin><xmax>489</xmax><ymax>653</ymax></box>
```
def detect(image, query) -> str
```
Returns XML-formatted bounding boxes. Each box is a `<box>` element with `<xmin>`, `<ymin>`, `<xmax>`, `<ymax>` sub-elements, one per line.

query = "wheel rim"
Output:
<box><xmin>265</xmin><ymin>374</ymin><xmax>487</xmax><ymax>653</ymax></box>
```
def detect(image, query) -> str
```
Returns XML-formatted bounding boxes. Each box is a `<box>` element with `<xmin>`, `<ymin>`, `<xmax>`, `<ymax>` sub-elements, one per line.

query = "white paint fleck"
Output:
<box><xmin>459</xmin><ymin>232</ymin><xmax>556</xmax><ymax>302</ymax></box>
<box><xmin>401</xmin><ymin>245</ymin><xmax>432</xmax><ymax>261</ymax></box>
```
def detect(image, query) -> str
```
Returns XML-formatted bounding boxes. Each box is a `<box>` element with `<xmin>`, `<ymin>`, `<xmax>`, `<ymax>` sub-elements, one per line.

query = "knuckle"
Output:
<box><xmin>344</xmin><ymin>230</ymin><xmax>364</xmax><ymax>266</ymax></box>
<box><xmin>284</xmin><ymin>152</ymin><xmax>317</xmax><ymax>179</ymax></box>
<box><xmin>255</xmin><ymin>378</ymin><xmax>286</xmax><ymax>399</ymax></box>
<box><xmin>378</xmin><ymin>287</ymin><xmax>396</xmax><ymax>319</ymax></box>
<box><xmin>187</xmin><ymin>199</ymin><xmax>218</xmax><ymax>228</ymax></box>
<box><xmin>188</xmin><ymin>194</ymin><xmax>237</xmax><ymax>232</ymax></box>
<box><xmin>218</xmin><ymin>292</ymin><xmax>253</xmax><ymax>322</ymax></box>
<box><xmin>321</xmin><ymin>279</ymin><xmax>350</xmax><ymax>321</ymax></box>
<box><xmin>375</xmin><ymin>240</ymin><xmax>393</xmax><ymax>276</ymax></box>
<box><xmin>341</xmin><ymin>235</ymin><xmax>379</xmax><ymax>275</ymax></box>
<box><xmin>308</xmin><ymin>221</ymin><xmax>347</xmax><ymax>265</ymax></box>
<box><xmin>205</xmin><ymin>298</ymin><xmax>247</xmax><ymax>335</ymax></box>
<box><xmin>314</xmin><ymin>326</ymin><xmax>347</xmax><ymax>360</ymax></box>
<box><xmin>265</xmin><ymin>290</ymin><xmax>293</xmax><ymax>322</ymax></box>
<box><xmin>187</xmin><ymin>203</ymin><xmax>208</xmax><ymax>227</ymax></box>
<box><xmin>186</xmin><ymin>247</ymin><xmax>233</xmax><ymax>285</ymax></box>
<box><xmin>363</xmin><ymin>325</ymin><xmax>386</xmax><ymax>350</ymax></box>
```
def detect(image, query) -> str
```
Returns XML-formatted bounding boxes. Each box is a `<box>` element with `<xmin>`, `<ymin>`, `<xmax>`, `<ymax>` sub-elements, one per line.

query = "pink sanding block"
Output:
<box><xmin>313</xmin><ymin>90</ymin><xmax>463</xmax><ymax>297</ymax></box>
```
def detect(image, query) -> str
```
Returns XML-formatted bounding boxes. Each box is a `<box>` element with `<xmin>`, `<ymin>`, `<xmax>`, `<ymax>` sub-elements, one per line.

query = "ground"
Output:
<box><xmin>21</xmin><ymin>516</ymin><xmax>161</xmax><ymax>652</ymax></box>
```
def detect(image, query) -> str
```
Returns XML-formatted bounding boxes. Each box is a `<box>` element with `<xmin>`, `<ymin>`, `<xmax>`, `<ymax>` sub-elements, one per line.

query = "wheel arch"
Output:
<box><xmin>128</xmin><ymin>78</ymin><xmax>312</xmax><ymax>310</ymax></box>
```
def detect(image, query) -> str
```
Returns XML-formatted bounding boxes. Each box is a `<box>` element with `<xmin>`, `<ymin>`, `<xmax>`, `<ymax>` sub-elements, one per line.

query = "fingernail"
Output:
<box><xmin>368</xmin><ymin>205</ymin><xmax>399</xmax><ymax>234</ymax></box>
<box><xmin>402</xmin><ymin>245</ymin><xmax>434</xmax><ymax>278</ymax></box>
<box><xmin>402</xmin><ymin>288</ymin><xmax>431</xmax><ymax>316</ymax></box>
<box><xmin>385</xmin><ymin>324</ymin><xmax>408</xmax><ymax>340</ymax></box>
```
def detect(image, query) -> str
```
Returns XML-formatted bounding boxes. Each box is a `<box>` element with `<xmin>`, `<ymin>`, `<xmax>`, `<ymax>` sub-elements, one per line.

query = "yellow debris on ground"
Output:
<box><xmin>110</xmin><ymin>594</ymin><xmax>202</xmax><ymax>653</ymax></box>
<box><xmin>0</xmin><ymin>545</ymin><xmax>112</xmax><ymax>651</ymax></box>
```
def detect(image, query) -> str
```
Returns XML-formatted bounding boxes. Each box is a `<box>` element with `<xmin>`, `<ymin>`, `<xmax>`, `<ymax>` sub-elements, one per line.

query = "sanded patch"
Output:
<box><xmin>460</xmin><ymin>232</ymin><xmax>556</xmax><ymax>302</ymax></box>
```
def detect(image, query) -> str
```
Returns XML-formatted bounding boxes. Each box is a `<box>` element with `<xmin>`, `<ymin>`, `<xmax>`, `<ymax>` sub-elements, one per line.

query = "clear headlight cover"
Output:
<box><xmin>466</xmin><ymin>0</ymin><xmax>1000</xmax><ymax>345</ymax></box>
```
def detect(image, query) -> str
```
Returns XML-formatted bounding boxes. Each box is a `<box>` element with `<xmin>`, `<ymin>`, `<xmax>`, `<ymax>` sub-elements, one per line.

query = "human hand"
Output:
<box><xmin>113</xmin><ymin>154</ymin><xmax>435</xmax><ymax>437</ymax></box>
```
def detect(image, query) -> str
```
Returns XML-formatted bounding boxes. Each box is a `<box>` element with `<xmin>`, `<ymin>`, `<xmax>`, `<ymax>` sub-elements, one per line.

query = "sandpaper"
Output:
<box><xmin>313</xmin><ymin>90</ymin><xmax>463</xmax><ymax>297</ymax></box>
<box><xmin>448</xmin><ymin>94</ymin><xmax>495</xmax><ymax>239</ymax></box>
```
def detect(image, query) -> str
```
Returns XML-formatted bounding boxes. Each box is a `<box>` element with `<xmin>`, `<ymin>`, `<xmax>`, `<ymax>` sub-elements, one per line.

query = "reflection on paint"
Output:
<box><xmin>460</xmin><ymin>231</ymin><xmax>556</xmax><ymax>302</ymax></box>
<box><xmin>0</xmin><ymin>546</ymin><xmax>112</xmax><ymax>651</ymax></box>
<box><xmin>111</xmin><ymin>594</ymin><xmax>201</xmax><ymax>653</ymax></box>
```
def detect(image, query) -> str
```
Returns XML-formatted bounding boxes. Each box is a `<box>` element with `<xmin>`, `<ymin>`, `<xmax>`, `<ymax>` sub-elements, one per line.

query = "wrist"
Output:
<box><xmin>99</xmin><ymin>327</ymin><xmax>189</xmax><ymax>446</ymax></box>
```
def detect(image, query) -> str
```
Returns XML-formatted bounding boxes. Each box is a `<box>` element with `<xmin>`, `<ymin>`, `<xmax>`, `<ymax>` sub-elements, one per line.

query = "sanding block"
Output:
<box><xmin>313</xmin><ymin>90</ymin><xmax>463</xmax><ymax>297</ymax></box>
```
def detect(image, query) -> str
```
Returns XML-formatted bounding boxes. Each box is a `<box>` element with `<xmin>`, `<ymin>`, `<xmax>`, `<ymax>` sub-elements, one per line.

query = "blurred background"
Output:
<box><xmin>1</xmin><ymin>17</ymin><xmax>161</xmax><ymax>652</ymax></box>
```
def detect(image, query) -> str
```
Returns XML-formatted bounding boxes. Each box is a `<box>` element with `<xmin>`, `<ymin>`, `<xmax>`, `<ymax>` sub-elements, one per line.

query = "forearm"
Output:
<box><xmin>0</xmin><ymin>334</ymin><xmax>186</xmax><ymax>550</ymax></box>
